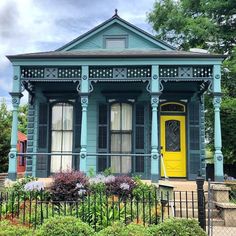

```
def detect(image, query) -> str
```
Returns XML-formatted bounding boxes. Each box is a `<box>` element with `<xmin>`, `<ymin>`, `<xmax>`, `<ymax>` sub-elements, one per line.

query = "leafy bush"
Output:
<box><xmin>106</xmin><ymin>175</ymin><xmax>136</xmax><ymax>198</ymax></box>
<box><xmin>132</xmin><ymin>177</ymin><xmax>158</xmax><ymax>200</ymax></box>
<box><xmin>0</xmin><ymin>220</ymin><xmax>32</xmax><ymax>236</ymax></box>
<box><xmin>96</xmin><ymin>222</ymin><xmax>126</xmax><ymax>236</ymax></box>
<box><xmin>50</xmin><ymin>171</ymin><xmax>89</xmax><ymax>201</ymax></box>
<box><xmin>96</xmin><ymin>222</ymin><xmax>149</xmax><ymax>236</ymax></box>
<box><xmin>148</xmin><ymin>218</ymin><xmax>207</xmax><ymax>236</ymax></box>
<box><xmin>36</xmin><ymin>216</ymin><xmax>94</xmax><ymax>236</ymax></box>
<box><xmin>5</xmin><ymin>176</ymin><xmax>37</xmax><ymax>194</ymax></box>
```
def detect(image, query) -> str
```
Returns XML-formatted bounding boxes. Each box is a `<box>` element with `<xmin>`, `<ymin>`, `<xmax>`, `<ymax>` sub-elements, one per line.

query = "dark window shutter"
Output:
<box><xmin>135</xmin><ymin>104</ymin><xmax>145</xmax><ymax>173</ymax></box>
<box><xmin>98</xmin><ymin>104</ymin><xmax>108</xmax><ymax>171</ymax></box>
<box><xmin>74</xmin><ymin>102</ymin><xmax>82</xmax><ymax>170</ymax></box>
<box><xmin>188</xmin><ymin>101</ymin><xmax>200</xmax><ymax>180</ymax></box>
<box><xmin>36</xmin><ymin>103</ymin><xmax>49</xmax><ymax>177</ymax></box>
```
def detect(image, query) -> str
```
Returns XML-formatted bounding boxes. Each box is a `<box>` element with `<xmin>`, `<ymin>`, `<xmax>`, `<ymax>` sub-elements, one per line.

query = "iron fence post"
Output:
<box><xmin>196</xmin><ymin>175</ymin><xmax>206</xmax><ymax>231</ymax></box>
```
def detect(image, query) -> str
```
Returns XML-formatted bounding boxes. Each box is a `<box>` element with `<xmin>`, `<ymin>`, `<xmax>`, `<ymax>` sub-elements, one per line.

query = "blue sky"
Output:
<box><xmin>0</xmin><ymin>0</ymin><xmax>156</xmax><ymax>107</ymax></box>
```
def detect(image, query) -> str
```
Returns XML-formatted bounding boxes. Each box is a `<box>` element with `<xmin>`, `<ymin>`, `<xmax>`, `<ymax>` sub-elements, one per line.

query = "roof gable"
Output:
<box><xmin>57</xmin><ymin>15</ymin><xmax>175</xmax><ymax>51</ymax></box>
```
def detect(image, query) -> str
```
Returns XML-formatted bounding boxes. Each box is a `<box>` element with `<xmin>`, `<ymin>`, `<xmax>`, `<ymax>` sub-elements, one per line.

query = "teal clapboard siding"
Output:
<box><xmin>71</xmin><ymin>23</ymin><xmax>163</xmax><ymax>51</ymax></box>
<box><xmin>188</xmin><ymin>100</ymin><xmax>201</xmax><ymax>180</ymax></box>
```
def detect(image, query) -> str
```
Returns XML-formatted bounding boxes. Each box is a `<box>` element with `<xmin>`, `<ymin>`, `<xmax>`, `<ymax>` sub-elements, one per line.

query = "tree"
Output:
<box><xmin>148</xmin><ymin>0</ymin><xmax>236</xmax><ymax>163</ymax></box>
<box><xmin>0</xmin><ymin>100</ymin><xmax>28</xmax><ymax>172</ymax></box>
<box><xmin>0</xmin><ymin>100</ymin><xmax>12</xmax><ymax>172</ymax></box>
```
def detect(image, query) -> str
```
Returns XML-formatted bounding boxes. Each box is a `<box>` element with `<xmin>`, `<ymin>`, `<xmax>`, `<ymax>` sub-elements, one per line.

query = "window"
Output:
<box><xmin>51</xmin><ymin>103</ymin><xmax>73</xmax><ymax>173</ymax></box>
<box><xmin>110</xmin><ymin>103</ymin><xmax>132</xmax><ymax>174</ymax></box>
<box><xmin>105</xmin><ymin>36</ymin><xmax>127</xmax><ymax>49</ymax></box>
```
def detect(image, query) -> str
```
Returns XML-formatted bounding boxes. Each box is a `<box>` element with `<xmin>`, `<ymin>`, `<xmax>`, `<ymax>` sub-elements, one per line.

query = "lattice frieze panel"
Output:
<box><xmin>193</xmin><ymin>66</ymin><xmax>213</xmax><ymax>77</ymax></box>
<box><xmin>160</xmin><ymin>65</ymin><xmax>213</xmax><ymax>78</ymax></box>
<box><xmin>58</xmin><ymin>67</ymin><xmax>81</xmax><ymax>78</ymax></box>
<box><xmin>89</xmin><ymin>67</ymin><xmax>113</xmax><ymax>78</ymax></box>
<box><xmin>21</xmin><ymin>67</ymin><xmax>44</xmax><ymax>78</ymax></box>
<box><xmin>159</xmin><ymin>66</ymin><xmax>178</xmax><ymax>77</ymax></box>
<box><xmin>127</xmin><ymin>66</ymin><xmax>151</xmax><ymax>78</ymax></box>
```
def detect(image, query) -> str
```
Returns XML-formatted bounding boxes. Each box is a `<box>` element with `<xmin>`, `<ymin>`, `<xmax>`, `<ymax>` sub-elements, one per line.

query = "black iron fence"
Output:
<box><xmin>0</xmin><ymin>188</ymin><xmax>203</xmax><ymax>231</ymax></box>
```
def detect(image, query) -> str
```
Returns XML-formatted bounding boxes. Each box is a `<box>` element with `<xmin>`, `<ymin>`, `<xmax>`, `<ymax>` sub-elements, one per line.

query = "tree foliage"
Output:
<box><xmin>0</xmin><ymin>100</ymin><xmax>28</xmax><ymax>172</ymax></box>
<box><xmin>148</xmin><ymin>0</ymin><xmax>236</xmax><ymax>163</ymax></box>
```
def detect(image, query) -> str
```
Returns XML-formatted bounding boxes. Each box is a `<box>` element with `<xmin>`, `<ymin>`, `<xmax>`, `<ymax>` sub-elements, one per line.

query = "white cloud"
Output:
<box><xmin>0</xmin><ymin>0</ymin><xmax>156</xmax><ymax>101</ymax></box>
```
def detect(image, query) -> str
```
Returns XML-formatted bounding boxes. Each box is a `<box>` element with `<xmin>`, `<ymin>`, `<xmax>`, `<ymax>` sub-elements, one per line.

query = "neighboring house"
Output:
<box><xmin>6</xmin><ymin>12</ymin><xmax>225</xmax><ymax>182</ymax></box>
<box><xmin>17</xmin><ymin>131</ymin><xmax>27</xmax><ymax>175</ymax></box>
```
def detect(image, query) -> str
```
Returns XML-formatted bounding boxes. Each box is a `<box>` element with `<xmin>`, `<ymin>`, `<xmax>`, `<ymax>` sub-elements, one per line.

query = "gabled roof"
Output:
<box><xmin>56</xmin><ymin>14</ymin><xmax>176</xmax><ymax>51</ymax></box>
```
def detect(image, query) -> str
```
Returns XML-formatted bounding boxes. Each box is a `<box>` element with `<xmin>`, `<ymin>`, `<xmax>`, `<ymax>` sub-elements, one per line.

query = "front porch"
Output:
<box><xmin>8</xmin><ymin>63</ymin><xmax>224</xmax><ymax>182</ymax></box>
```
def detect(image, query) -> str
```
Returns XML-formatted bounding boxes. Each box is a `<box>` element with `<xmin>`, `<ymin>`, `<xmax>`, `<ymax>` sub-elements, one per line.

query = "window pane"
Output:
<box><xmin>51</xmin><ymin>155</ymin><xmax>61</xmax><ymax>173</ymax></box>
<box><xmin>51</xmin><ymin>131</ymin><xmax>62</xmax><ymax>152</ymax></box>
<box><xmin>122</xmin><ymin>134</ymin><xmax>131</xmax><ymax>152</ymax></box>
<box><xmin>111</xmin><ymin>103</ymin><xmax>120</xmax><ymax>130</ymax></box>
<box><xmin>61</xmin><ymin>155</ymin><xmax>72</xmax><ymax>171</ymax></box>
<box><xmin>122</xmin><ymin>103</ymin><xmax>132</xmax><ymax>130</ymax></box>
<box><xmin>62</xmin><ymin>131</ymin><xmax>73</xmax><ymax>152</ymax></box>
<box><xmin>63</xmin><ymin>104</ymin><xmax>73</xmax><ymax>130</ymax></box>
<box><xmin>111</xmin><ymin>134</ymin><xmax>121</xmax><ymax>152</ymax></box>
<box><xmin>111</xmin><ymin>156</ymin><xmax>121</xmax><ymax>173</ymax></box>
<box><xmin>165</xmin><ymin>120</ymin><xmax>180</xmax><ymax>151</ymax></box>
<box><xmin>121</xmin><ymin>156</ymin><xmax>131</xmax><ymax>174</ymax></box>
<box><xmin>106</xmin><ymin>38</ymin><xmax>125</xmax><ymax>49</ymax></box>
<box><xmin>52</xmin><ymin>105</ymin><xmax>62</xmax><ymax>130</ymax></box>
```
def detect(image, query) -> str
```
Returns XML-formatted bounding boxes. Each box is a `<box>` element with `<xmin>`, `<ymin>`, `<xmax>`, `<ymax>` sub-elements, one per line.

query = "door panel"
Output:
<box><xmin>161</xmin><ymin>115</ymin><xmax>186</xmax><ymax>177</ymax></box>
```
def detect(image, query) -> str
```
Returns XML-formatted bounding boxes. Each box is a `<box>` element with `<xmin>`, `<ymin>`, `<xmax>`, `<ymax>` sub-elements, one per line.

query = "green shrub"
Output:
<box><xmin>96</xmin><ymin>222</ymin><xmax>126</xmax><ymax>236</ymax></box>
<box><xmin>0</xmin><ymin>220</ymin><xmax>32</xmax><ymax>236</ymax></box>
<box><xmin>125</xmin><ymin>223</ymin><xmax>150</xmax><ymax>236</ymax></box>
<box><xmin>148</xmin><ymin>218</ymin><xmax>207</xmax><ymax>236</ymax></box>
<box><xmin>96</xmin><ymin>222</ymin><xmax>149</xmax><ymax>236</ymax></box>
<box><xmin>35</xmin><ymin>216</ymin><xmax>94</xmax><ymax>236</ymax></box>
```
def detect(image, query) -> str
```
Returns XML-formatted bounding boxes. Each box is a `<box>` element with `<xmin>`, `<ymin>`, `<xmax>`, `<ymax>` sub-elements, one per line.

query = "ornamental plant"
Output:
<box><xmin>105</xmin><ymin>175</ymin><xmax>136</xmax><ymax>198</ymax></box>
<box><xmin>50</xmin><ymin>170</ymin><xmax>89</xmax><ymax>201</ymax></box>
<box><xmin>35</xmin><ymin>216</ymin><xmax>94</xmax><ymax>236</ymax></box>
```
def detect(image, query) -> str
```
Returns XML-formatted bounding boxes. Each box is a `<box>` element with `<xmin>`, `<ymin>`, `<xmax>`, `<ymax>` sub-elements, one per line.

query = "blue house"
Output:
<box><xmin>7</xmin><ymin>13</ymin><xmax>225</xmax><ymax>182</ymax></box>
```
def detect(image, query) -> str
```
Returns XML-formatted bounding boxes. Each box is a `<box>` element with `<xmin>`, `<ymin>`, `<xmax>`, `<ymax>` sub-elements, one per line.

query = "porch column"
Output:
<box><xmin>150</xmin><ymin>65</ymin><xmax>161</xmax><ymax>182</ymax></box>
<box><xmin>79</xmin><ymin>66</ymin><xmax>89</xmax><ymax>173</ymax></box>
<box><xmin>213</xmin><ymin>64</ymin><xmax>224</xmax><ymax>182</ymax></box>
<box><xmin>8</xmin><ymin>66</ymin><xmax>23</xmax><ymax>180</ymax></box>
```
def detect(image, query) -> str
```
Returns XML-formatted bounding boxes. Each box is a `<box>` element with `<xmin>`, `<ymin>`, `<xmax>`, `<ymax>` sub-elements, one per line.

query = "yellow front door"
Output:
<box><xmin>161</xmin><ymin>115</ymin><xmax>186</xmax><ymax>177</ymax></box>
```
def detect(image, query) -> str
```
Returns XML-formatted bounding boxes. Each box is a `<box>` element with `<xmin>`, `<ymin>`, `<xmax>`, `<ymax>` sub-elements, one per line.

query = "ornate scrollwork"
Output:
<box><xmin>146</xmin><ymin>80</ymin><xmax>151</xmax><ymax>93</ymax></box>
<box><xmin>215</xmin><ymin>74</ymin><xmax>220</xmax><ymax>79</ymax></box>
<box><xmin>159</xmin><ymin>80</ymin><xmax>164</xmax><ymax>92</ymax></box>
<box><xmin>82</xmin><ymin>75</ymin><xmax>87</xmax><ymax>80</ymax></box>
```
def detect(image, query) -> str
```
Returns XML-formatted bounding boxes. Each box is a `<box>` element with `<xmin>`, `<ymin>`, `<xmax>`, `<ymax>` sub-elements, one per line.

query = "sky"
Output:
<box><xmin>0</xmin><ymin>0</ymin><xmax>156</xmax><ymax>108</ymax></box>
